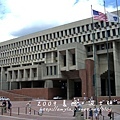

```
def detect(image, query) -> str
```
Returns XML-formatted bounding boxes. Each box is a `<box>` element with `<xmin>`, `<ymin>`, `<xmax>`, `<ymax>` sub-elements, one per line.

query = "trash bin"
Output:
<box><xmin>75</xmin><ymin>110</ymin><xmax>84</xmax><ymax>120</ymax></box>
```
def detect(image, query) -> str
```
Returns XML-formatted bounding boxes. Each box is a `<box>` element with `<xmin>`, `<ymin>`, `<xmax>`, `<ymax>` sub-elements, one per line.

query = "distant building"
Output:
<box><xmin>0</xmin><ymin>10</ymin><xmax>120</xmax><ymax>99</ymax></box>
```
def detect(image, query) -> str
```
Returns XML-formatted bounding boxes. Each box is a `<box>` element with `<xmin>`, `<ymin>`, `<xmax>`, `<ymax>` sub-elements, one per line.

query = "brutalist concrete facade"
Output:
<box><xmin>0</xmin><ymin>10</ymin><xmax>120</xmax><ymax>99</ymax></box>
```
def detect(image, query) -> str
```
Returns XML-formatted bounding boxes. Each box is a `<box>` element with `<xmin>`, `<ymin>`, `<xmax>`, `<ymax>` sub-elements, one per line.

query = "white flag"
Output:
<box><xmin>107</xmin><ymin>11</ymin><xmax>120</xmax><ymax>23</ymax></box>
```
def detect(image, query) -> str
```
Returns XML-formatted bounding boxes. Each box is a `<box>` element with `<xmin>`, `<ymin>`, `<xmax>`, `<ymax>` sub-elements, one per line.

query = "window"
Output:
<box><xmin>100</xmin><ymin>21</ymin><xmax>104</xmax><ymax>27</ymax></box>
<box><xmin>82</xmin><ymin>26</ymin><xmax>84</xmax><ymax>32</ymax></box>
<box><xmin>72</xmin><ymin>54</ymin><xmax>76</xmax><ymax>65</ymax></box>
<box><xmin>97</xmin><ymin>32</ymin><xmax>100</xmax><ymax>39</ymax></box>
<box><xmin>50</xmin><ymin>66</ymin><xmax>52</xmax><ymax>75</ymax></box>
<box><xmin>63</xmin><ymin>55</ymin><xmax>66</xmax><ymax>66</ymax></box>
<box><xmin>83</xmin><ymin>35</ymin><xmax>86</xmax><ymax>41</ymax></box>
<box><xmin>112</xmin><ymin>29</ymin><xmax>116</xmax><ymax>36</ymax></box>
<box><xmin>77</xmin><ymin>27</ymin><xmax>80</xmax><ymax>33</ymax></box>
<box><xmin>102</xmin><ymin>31</ymin><xmax>105</xmax><ymax>38</ymax></box>
<box><xmin>54</xmin><ymin>66</ymin><xmax>57</xmax><ymax>75</ymax></box>
<box><xmin>86</xmin><ymin>24</ymin><xmax>89</xmax><ymax>30</ymax></box>
<box><xmin>107</xmin><ymin>30</ymin><xmax>110</xmax><ymax>37</ymax></box>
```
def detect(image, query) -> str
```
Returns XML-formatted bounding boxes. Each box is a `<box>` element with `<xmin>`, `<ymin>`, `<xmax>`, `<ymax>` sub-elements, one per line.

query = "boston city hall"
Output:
<box><xmin>0</xmin><ymin>10</ymin><xmax>120</xmax><ymax>100</ymax></box>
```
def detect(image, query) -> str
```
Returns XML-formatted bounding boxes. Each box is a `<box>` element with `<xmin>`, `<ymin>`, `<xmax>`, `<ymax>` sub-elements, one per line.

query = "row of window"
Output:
<box><xmin>1</xmin><ymin>27</ymin><xmax>120</xmax><ymax>58</ymax></box>
<box><xmin>0</xmin><ymin>53</ymin><xmax>46</xmax><ymax>65</ymax></box>
<box><xmin>8</xmin><ymin>68</ymin><xmax>37</xmax><ymax>79</ymax></box>
<box><xmin>0</xmin><ymin>21</ymin><xmax>118</xmax><ymax>51</ymax></box>
<box><xmin>87</xmin><ymin>42</ymin><xmax>113</xmax><ymax>52</ymax></box>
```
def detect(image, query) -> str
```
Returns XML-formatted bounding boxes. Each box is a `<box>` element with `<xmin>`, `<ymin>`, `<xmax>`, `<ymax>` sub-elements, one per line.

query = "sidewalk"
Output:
<box><xmin>0</xmin><ymin>100</ymin><xmax>120</xmax><ymax>120</ymax></box>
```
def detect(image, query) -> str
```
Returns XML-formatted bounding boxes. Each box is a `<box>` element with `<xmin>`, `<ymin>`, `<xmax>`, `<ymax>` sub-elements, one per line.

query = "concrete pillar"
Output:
<box><xmin>113</xmin><ymin>41</ymin><xmax>120</xmax><ymax>96</ymax></box>
<box><xmin>67</xmin><ymin>79</ymin><xmax>74</xmax><ymax>100</ymax></box>
<box><xmin>93</xmin><ymin>44</ymin><xmax>101</xmax><ymax>96</ymax></box>
<box><xmin>44</xmin><ymin>80</ymin><xmax>53</xmax><ymax>88</ymax></box>
<box><xmin>0</xmin><ymin>67</ymin><xmax>8</xmax><ymax>90</ymax></box>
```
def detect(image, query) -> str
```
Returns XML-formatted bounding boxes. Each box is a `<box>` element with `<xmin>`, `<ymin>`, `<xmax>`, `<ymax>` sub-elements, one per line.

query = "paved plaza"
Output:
<box><xmin>0</xmin><ymin>100</ymin><xmax>120</xmax><ymax>120</ymax></box>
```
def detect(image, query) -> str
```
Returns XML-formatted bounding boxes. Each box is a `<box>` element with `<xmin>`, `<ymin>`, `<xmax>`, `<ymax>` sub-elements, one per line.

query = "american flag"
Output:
<box><xmin>92</xmin><ymin>10</ymin><xmax>108</xmax><ymax>21</ymax></box>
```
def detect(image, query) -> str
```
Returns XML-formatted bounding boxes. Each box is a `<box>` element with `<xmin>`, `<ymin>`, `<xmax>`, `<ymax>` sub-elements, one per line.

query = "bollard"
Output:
<box><xmin>18</xmin><ymin>107</ymin><xmax>20</xmax><ymax>115</ymax></box>
<box><xmin>34</xmin><ymin>110</ymin><xmax>35</xmax><ymax>115</ymax></box>
<box><xmin>85</xmin><ymin>109</ymin><xmax>87</xmax><ymax>119</ymax></box>
<box><xmin>112</xmin><ymin>112</ymin><xmax>114</xmax><ymax>120</ymax></box>
<box><xmin>25</xmin><ymin>107</ymin><xmax>27</xmax><ymax>114</ymax></box>
<box><xmin>10</xmin><ymin>108</ymin><xmax>12</xmax><ymax>116</ymax></box>
<box><xmin>1</xmin><ymin>107</ymin><xmax>3</xmax><ymax>115</ymax></box>
<box><xmin>75</xmin><ymin>111</ymin><xmax>84</xmax><ymax>120</ymax></box>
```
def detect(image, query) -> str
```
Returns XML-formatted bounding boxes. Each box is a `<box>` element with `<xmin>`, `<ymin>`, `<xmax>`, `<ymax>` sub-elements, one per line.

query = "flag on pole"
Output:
<box><xmin>92</xmin><ymin>9</ymin><xmax>107</xmax><ymax>21</ymax></box>
<box><xmin>107</xmin><ymin>11</ymin><xmax>120</xmax><ymax>23</ymax></box>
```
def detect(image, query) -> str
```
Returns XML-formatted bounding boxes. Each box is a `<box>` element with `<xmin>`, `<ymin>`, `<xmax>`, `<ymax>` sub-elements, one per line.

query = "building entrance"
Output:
<box><xmin>74</xmin><ymin>81</ymin><xmax>82</xmax><ymax>97</ymax></box>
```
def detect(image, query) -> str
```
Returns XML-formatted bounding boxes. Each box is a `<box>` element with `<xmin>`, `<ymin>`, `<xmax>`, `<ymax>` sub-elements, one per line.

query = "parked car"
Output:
<box><xmin>53</xmin><ymin>96</ymin><xmax>62</xmax><ymax>100</ymax></box>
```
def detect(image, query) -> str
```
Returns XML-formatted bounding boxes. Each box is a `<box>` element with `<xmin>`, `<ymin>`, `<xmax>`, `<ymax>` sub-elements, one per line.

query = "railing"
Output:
<box><xmin>0</xmin><ymin>106</ymin><xmax>39</xmax><ymax>116</ymax></box>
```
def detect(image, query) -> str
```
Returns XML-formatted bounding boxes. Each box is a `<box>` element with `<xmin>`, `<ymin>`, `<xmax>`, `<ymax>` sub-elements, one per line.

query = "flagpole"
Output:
<box><xmin>104</xmin><ymin>0</ymin><xmax>111</xmax><ymax>103</ymax></box>
<box><xmin>116</xmin><ymin>0</ymin><xmax>120</xmax><ymax>36</ymax></box>
<box><xmin>91</xmin><ymin>5</ymin><xmax>98</xmax><ymax>105</ymax></box>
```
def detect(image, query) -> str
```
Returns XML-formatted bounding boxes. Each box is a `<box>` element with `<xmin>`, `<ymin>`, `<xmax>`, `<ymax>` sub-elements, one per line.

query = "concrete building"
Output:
<box><xmin>0</xmin><ymin>11</ymin><xmax>120</xmax><ymax>100</ymax></box>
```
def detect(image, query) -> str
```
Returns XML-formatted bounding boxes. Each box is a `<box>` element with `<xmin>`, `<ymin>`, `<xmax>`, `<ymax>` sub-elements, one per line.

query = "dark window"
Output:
<box><xmin>65</xmin><ymin>30</ymin><xmax>67</xmax><ymax>35</ymax></box>
<box><xmin>63</xmin><ymin>55</ymin><xmax>66</xmax><ymax>66</ymax></box>
<box><xmin>83</xmin><ymin>35</ymin><xmax>86</xmax><ymax>41</ymax></box>
<box><xmin>107</xmin><ymin>30</ymin><xmax>110</xmax><ymax>37</ymax></box>
<box><xmin>77</xmin><ymin>27</ymin><xmax>80</xmax><ymax>33</ymax></box>
<box><xmin>54</xmin><ymin>66</ymin><xmax>57</xmax><ymax>75</ymax></box>
<box><xmin>88</xmin><ymin>34</ymin><xmax>90</xmax><ymax>40</ymax></box>
<box><xmin>100</xmin><ymin>21</ymin><xmax>104</xmax><ymax>27</ymax></box>
<box><xmin>97</xmin><ymin>32</ymin><xmax>100</xmax><ymax>39</ymax></box>
<box><xmin>86</xmin><ymin>24</ymin><xmax>89</xmax><ymax>30</ymax></box>
<box><xmin>50</xmin><ymin>66</ymin><xmax>52</xmax><ymax>75</ymax></box>
<box><xmin>72</xmin><ymin>54</ymin><xmax>76</xmax><ymax>65</ymax></box>
<box><xmin>73</xmin><ymin>28</ymin><xmax>76</xmax><ymax>34</ymax></box>
<box><xmin>82</xmin><ymin>26</ymin><xmax>84</xmax><ymax>32</ymax></box>
<box><xmin>69</xmin><ymin>29</ymin><xmax>71</xmax><ymax>35</ymax></box>
<box><xmin>112</xmin><ymin>29</ymin><xmax>116</xmax><ymax>36</ymax></box>
<box><xmin>79</xmin><ymin>36</ymin><xmax>81</xmax><ymax>42</ymax></box>
<box><xmin>92</xmin><ymin>33</ymin><xmax>95</xmax><ymax>39</ymax></box>
<box><xmin>102</xmin><ymin>31</ymin><xmax>105</xmax><ymax>38</ymax></box>
<box><xmin>97</xmin><ymin>45</ymin><xmax>100</xmax><ymax>50</ymax></box>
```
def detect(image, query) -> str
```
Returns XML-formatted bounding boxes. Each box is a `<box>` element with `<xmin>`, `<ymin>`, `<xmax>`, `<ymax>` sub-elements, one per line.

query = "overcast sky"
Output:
<box><xmin>0</xmin><ymin>0</ymin><xmax>120</xmax><ymax>42</ymax></box>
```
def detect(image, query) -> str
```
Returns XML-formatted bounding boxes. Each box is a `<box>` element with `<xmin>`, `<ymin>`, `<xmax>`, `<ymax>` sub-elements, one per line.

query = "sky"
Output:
<box><xmin>0</xmin><ymin>0</ymin><xmax>120</xmax><ymax>43</ymax></box>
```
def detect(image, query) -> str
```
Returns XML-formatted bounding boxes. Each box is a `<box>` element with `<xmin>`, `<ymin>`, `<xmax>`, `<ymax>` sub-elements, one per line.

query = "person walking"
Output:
<box><xmin>2</xmin><ymin>100</ymin><xmax>7</xmax><ymax>113</ymax></box>
<box><xmin>89</xmin><ymin>108</ymin><xmax>93</xmax><ymax>120</ymax></box>
<box><xmin>7</xmin><ymin>100</ymin><xmax>12</xmax><ymax>112</ymax></box>
<box><xmin>94</xmin><ymin>106</ymin><xmax>99</xmax><ymax>120</ymax></box>
<box><xmin>26</xmin><ymin>101</ymin><xmax>31</xmax><ymax>114</ymax></box>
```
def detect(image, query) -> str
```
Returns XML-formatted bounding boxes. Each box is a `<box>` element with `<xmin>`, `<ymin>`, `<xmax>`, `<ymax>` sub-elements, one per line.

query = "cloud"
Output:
<box><xmin>0</xmin><ymin>0</ymin><xmax>119</xmax><ymax>42</ymax></box>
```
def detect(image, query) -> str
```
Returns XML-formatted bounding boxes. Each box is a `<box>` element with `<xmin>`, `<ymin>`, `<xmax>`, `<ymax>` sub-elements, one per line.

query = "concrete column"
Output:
<box><xmin>67</xmin><ymin>79</ymin><xmax>74</xmax><ymax>100</ymax></box>
<box><xmin>93</xmin><ymin>44</ymin><xmax>101</xmax><ymax>96</ymax></box>
<box><xmin>0</xmin><ymin>67</ymin><xmax>8</xmax><ymax>90</ymax></box>
<box><xmin>113</xmin><ymin>41</ymin><xmax>120</xmax><ymax>96</ymax></box>
<box><xmin>44</xmin><ymin>80</ymin><xmax>53</xmax><ymax>88</ymax></box>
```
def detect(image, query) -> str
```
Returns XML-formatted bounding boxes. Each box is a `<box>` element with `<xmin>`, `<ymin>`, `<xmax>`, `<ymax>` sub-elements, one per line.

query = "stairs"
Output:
<box><xmin>0</xmin><ymin>90</ymin><xmax>32</xmax><ymax>101</ymax></box>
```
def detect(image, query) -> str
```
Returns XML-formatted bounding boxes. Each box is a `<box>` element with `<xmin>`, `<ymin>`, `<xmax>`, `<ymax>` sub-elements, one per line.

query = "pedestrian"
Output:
<box><xmin>2</xmin><ymin>100</ymin><xmax>7</xmax><ymax>113</ymax></box>
<box><xmin>73</xmin><ymin>106</ymin><xmax>77</xmax><ymax>117</ymax></box>
<box><xmin>89</xmin><ymin>108</ymin><xmax>93</xmax><ymax>119</ymax></box>
<box><xmin>26</xmin><ymin>101</ymin><xmax>31</xmax><ymax>114</ymax></box>
<box><xmin>94</xmin><ymin>106</ymin><xmax>98</xmax><ymax>120</ymax></box>
<box><xmin>39</xmin><ymin>107</ymin><xmax>43</xmax><ymax>116</ymax></box>
<box><xmin>99</xmin><ymin>106</ymin><xmax>102</xmax><ymax>116</ymax></box>
<box><xmin>7</xmin><ymin>100</ymin><xmax>12</xmax><ymax>112</ymax></box>
<box><xmin>108</xmin><ymin>108</ymin><xmax>112</xmax><ymax>119</ymax></box>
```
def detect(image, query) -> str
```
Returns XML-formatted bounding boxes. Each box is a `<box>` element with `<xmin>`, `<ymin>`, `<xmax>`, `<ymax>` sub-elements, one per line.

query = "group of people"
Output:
<box><xmin>88</xmin><ymin>106</ymin><xmax>102</xmax><ymax>120</ymax></box>
<box><xmin>2</xmin><ymin>100</ymin><xmax>12</xmax><ymax>113</ymax></box>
